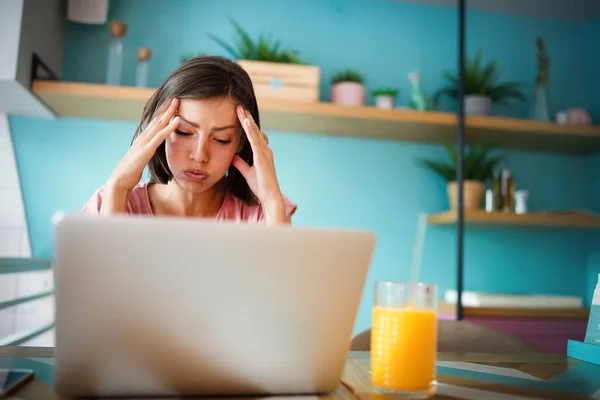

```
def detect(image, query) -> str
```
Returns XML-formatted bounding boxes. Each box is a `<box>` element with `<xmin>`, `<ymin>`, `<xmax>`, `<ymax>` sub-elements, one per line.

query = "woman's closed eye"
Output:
<box><xmin>174</xmin><ymin>128</ymin><xmax>231</xmax><ymax>144</ymax></box>
<box><xmin>175</xmin><ymin>129</ymin><xmax>192</xmax><ymax>136</ymax></box>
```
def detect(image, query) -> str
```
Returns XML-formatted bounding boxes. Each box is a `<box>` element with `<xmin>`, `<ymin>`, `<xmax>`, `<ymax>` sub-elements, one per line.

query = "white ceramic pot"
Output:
<box><xmin>375</xmin><ymin>95</ymin><xmax>395</xmax><ymax>109</ymax></box>
<box><xmin>331</xmin><ymin>82</ymin><xmax>365</xmax><ymax>106</ymax></box>
<box><xmin>465</xmin><ymin>95</ymin><xmax>492</xmax><ymax>115</ymax></box>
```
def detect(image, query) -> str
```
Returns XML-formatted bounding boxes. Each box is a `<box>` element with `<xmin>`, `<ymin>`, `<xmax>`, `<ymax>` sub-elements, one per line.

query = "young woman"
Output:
<box><xmin>80</xmin><ymin>56</ymin><xmax>296</xmax><ymax>225</ymax></box>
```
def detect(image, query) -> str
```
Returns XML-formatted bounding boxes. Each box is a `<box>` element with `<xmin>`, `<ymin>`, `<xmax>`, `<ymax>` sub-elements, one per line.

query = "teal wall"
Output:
<box><xmin>586</xmin><ymin>18</ymin><xmax>600</xmax><ymax>306</ymax></box>
<box><xmin>9</xmin><ymin>0</ymin><xmax>600</xmax><ymax>334</ymax></box>
<box><xmin>588</xmin><ymin>152</ymin><xmax>600</xmax><ymax>306</ymax></box>
<box><xmin>585</xmin><ymin>17</ymin><xmax>600</xmax><ymax>124</ymax></box>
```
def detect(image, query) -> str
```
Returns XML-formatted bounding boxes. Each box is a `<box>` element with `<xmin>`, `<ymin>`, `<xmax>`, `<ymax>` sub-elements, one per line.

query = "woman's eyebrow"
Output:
<box><xmin>177</xmin><ymin>116</ymin><xmax>199</xmax><ymax>128</ymax></box>
<box><xmin>212</xmin><ymin>125</ymin><xmax>237</xmax><ymax>132</ymax></box>
<box><xmin>177</xmin><ymin>116</ymin><xmax>236</xmax><ymax>132</ymax></box>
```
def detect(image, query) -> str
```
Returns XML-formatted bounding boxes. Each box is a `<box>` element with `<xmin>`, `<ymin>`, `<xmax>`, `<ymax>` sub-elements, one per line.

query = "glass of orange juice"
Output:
<box><xmin>371</xmin><ymin>281</ymin><xmax>438</xmax><ymax>399</ymax></box>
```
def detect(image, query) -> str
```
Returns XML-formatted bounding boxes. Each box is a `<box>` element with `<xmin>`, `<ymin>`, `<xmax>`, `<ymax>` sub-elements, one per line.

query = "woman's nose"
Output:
<box><xmin>190</xmin><ymin>138</ymin><xmax>209</xmax><ymax>162</ymax></box>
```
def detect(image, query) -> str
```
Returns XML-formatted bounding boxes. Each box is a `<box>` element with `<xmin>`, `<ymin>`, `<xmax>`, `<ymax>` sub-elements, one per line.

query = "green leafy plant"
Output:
<box><xmin>332</xmin><ymin>68</ymin><xmax>364</xmax><ymax>84</ymax></box>
<box><xmin>433</xmin><ymin>49</ymin><xmax>524</xmax><ymax>107</ymax></box>
<box><xmin>372</xmin><ymin>88</ymin><xmax>399</xmax><ymax>97</ymax></box>
<box><xmin>207</xmin><ymin>19</ymin><xmax>304</xmax><ymax>64</ymax></box>
<box><xmin>419</xmin><ymin>144</ymin><xmax>504</xmax><ymax>182</ymax></box>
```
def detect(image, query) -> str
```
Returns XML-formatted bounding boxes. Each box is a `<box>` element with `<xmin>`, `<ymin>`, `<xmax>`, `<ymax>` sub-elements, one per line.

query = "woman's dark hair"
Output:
<box><xmin>133</xmin><ymin>55</ymin><xmax>259</xmax><ymax>205</ymax></box>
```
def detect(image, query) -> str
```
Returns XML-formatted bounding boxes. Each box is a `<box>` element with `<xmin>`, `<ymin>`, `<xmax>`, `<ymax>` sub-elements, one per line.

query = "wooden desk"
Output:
<box><xmin>1</xmin><ymin>347</ymin><xmax>599</xmax><ymax>399</ymax></box>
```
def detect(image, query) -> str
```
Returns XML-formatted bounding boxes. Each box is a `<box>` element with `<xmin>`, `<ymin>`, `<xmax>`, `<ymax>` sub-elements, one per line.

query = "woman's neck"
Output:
<box><xmin>149</xmin><ymin>180</ymin><xmax>225</xmax><ymax>218</ymax></box>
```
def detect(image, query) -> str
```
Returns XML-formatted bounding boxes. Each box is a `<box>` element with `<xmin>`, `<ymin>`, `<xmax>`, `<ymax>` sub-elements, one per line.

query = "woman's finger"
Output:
<box><xmin>237</xmin><ymin>106</ymin><xmax>264</xmax><ymax>148</ymax></box>
<box><xmin>231</xmin><ymin>155</ymin><xmax>251</xmax><ymax>178</ymax></box>
<box><xmin>142</xmin><ymin>98</ymin><xmax>179</xmax><ymax>141</ymax></box>
<box><xmin>148</xmin><ymin>116</ymin><xmax>179</xmax><ymax>148</ymax></box>
<box><xmin>246</xmin><ymin>111</ymin><xmax>269</xmax><ymax>145</ymax></box>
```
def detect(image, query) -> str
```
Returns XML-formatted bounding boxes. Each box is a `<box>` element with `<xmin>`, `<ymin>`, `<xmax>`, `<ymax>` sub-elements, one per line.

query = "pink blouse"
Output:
<box><xmin>80</xmin><ymin>182</ymin><xmax>297</xmax><ymax>223</ymax></box>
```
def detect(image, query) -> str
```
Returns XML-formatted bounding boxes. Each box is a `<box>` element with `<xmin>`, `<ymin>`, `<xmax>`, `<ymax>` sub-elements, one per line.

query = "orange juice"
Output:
<box><xmin>371</xmin><ymin>306</ymin><xmax>437</xmax><ymax>391</ymax></box>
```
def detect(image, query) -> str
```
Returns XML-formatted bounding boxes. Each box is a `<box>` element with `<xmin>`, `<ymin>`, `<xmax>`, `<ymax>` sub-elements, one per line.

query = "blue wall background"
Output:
<box><xmin>588</xmin><ymin>152</ymin><xmax>600</xmax><ymax>307</ymax></box>
<box><xmin>586</xmin><ymin>18</ymin><xmax>600</xmax><ymax>312</ymax></box>
<box><xmin>9</xmin><ymin>0</ymin><xmax>600</xmax><ymax>334</ymax></box>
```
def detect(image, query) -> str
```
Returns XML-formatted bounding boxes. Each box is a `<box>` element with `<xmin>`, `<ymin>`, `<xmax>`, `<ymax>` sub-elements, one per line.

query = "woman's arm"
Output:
<box><xmin>99</xmin><ymin>185</ymin><xmax>131</xmax><ymax>214</ymax></box>
<box><xmin>262</xmin><ymin>196</ymin><xmax>291</xmax><ymax>225</ymax></box>
<box><xmin>232</xmin><ymin>106</ymin><xmax>296</xmax><ymax>226</ymax></box>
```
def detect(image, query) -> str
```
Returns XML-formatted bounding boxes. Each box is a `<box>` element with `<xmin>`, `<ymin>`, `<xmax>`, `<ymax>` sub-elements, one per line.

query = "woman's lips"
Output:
<box><xmin>184</xmin><ymin>170</ymin><xmax>208</xmax><ymax>182</ymax></box>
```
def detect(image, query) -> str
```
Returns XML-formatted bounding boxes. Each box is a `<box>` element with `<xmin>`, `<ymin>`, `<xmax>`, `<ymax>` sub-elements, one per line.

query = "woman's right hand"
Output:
<box><xmin>100</xmin><ymin>98</ymin><xmax>179</xmax><ymax>214</ymax></box>
<box><xmin>107</xmin><ymin>98</ymin><xmax>180</xmax><ymax>193</ymax></box>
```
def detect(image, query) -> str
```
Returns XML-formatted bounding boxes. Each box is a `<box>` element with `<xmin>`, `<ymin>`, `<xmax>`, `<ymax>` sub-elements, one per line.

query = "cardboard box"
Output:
<box><xmin>237</xmin><ymin>60</ymin><xmax>320</xmax><ymax>103</ymax></box>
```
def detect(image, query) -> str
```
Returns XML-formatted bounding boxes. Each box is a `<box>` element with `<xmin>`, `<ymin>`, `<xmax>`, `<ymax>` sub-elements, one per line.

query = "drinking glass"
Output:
<box><xmin>371</xmin><ymin>281</ymin><xmax>438</xmax><ymax>399</ymax></box>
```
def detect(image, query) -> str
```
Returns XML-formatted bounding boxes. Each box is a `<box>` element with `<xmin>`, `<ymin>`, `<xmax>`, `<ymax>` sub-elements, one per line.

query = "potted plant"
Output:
<box><xmin>433</xmin><ymin>49</ymin><xmax>524</xmax><ymax>115</ymax></box>
<box><xmin>208</xmin><ymin>19</ymin><xmax>320</xmax><ymax>102</ymax></box>
<box><xmin>372</xmin><ymin>88</ymin><xmax>398</xmax><ymax>109</ymax></box>
<box><xmin>419</xmin><ymin>144</ymin><xmax>503</xmax><ymax>210</ymax></box>
<box><xmin>331</xmin><ymin>68</ymin><xmax>365</xmax><ymax>106</ymax></box>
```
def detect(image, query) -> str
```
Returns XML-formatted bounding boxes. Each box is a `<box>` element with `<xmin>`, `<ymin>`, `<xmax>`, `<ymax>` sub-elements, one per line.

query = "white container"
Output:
<box><xmin>485</xmin><ymin>189</ymin><xmax>495</xmax><ymax>212</ymax></box>
<box><xmin>514</xmin><ymin>190</ymin><xmax>528</xmax><ymax>214</ymax></box>
<box><xmin>465</xmin><ymin>95</ymin><xmax>492</xmax><ymax>115</ymax></box>
<box><xmin>556</xmin><ymin>111</ymin><xmax>569</xmax><ymax>124</ymax></box>
<box><xmin>374</xmin><ymin>95</ymin><xmax>395</xmax><ymax>109</ymax></box>
<box><xmin>67</xmin><ymin>0</ymin><xmax>109</xmax><ymax>24</ymax></box>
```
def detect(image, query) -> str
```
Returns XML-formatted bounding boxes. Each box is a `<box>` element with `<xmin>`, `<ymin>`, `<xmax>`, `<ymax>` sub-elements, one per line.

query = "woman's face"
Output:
<box><xmin>165</xmin><ymin>96</ymin><xmax>243</xmax><ymax>193</ymax></box>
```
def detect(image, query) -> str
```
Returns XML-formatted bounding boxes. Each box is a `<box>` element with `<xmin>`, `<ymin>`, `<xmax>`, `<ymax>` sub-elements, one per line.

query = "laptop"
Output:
<box><xmin>51</xmin><ymin>213</ymin><xmax>376</xmax><ymax>398</ymax></box>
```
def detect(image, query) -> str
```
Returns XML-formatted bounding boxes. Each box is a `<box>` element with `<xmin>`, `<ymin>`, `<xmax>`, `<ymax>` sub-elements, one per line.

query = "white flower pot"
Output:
<box><xmin>465</xmin><ymin>95</ymin><xmax>492</xmax><ymax>115</ymax></box>
<box><xmin>331</xmin><ymin>82</ymin><xmax>365</xmax><ymax>106</ymax></box>
<box><xmin>374</xmin><ymin>95</ymin><xmax>395</xmax><ymax>109</ymax></box>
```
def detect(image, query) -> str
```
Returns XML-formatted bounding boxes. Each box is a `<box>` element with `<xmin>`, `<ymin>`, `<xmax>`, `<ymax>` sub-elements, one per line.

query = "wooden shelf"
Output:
<box><xmin>428</xmin><ymin>209</ymin><xmax>600</xmax><ymax>228</ymax></box>
<box><xmin>32</xmin><ymin>80</ymin><xmax>600</xmax><ymax>154</ymax></box>
<box><xmin>439</xmin><ymin>301</ymin><xmax>590</xmax><ymax>320</ymax></box>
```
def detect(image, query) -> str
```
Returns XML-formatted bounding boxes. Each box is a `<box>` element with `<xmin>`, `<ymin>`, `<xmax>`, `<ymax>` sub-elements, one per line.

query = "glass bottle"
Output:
<box><xmin>501</xmin><ymin>167</ymin><xmax>515</xmax><ymax>213</ymax></box>
<box><xmin>492</xmin><ymin>168</ymin><xmax>502</xmax><ymax>211</ymax></box>
<box><xmin>135</xmin><ymin>48</ymin><xmax>151</xmax><ymax>88</ymax></box>
<box><xmin>106</xmin><ymin>21</ymin><xmax>127</xmax><ymax>86</ymax></box>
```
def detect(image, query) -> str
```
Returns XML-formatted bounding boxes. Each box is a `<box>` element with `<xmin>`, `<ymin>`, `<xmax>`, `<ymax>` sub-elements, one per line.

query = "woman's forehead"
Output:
<box><xmin>177</xmin><ymin>97</ymin><xmax>239</xmax><ymax>126</ymax></box>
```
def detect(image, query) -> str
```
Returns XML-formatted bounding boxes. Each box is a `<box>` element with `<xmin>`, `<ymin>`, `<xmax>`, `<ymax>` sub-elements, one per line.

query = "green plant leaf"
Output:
<box><xmin>332</xmin><ymin>68</ymin><xmax>364</xmax><ymax>84</ymax></box>
<box><xmin>372</xmin><ymin>88</ymin><xmax>399</xmax><ymax>96</ymax></box>
<box><xmin>206</xmin><ymin>33</ymin><xmax>240</xmax><ymax>59</ymax></box>
<box><xmin>232</xmin><ymin>18</ymin><xmax>256</xmax><ymax>58</ymax></box>
<box><xmin>445</xmin><ymin>143</ymin><xmax>458</xmax><ymax>167</ymax></box>
<box><xmin>418</xmin><ymin>160</ymin><xmax>456</xmax><ymax>181</ymax></box>
<box><xmin>433</xmin><ymin>48</ymin><xmax>524</xmax><ymax>108</ymax></box>
<box><xmin>207</xmin><ymin>18</ymin><xmax>304</xmax><ymax>64</ymax></box>
<box><xmin>419</xmin><ymin>143</ymin><xmax>504</xmax><ymax>182</ymax></box>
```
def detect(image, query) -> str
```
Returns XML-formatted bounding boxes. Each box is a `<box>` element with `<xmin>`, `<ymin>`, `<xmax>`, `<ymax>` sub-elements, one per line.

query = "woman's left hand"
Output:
<box><xmin>232</xmin><ymin>106</ymin><xmax>288</xmax><ymax>224</ymax></box>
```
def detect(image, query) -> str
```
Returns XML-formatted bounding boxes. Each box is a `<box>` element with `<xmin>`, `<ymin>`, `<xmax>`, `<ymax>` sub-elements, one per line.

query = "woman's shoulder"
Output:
<box><xmin>218</xmin><ymin>193</ymin><xmax>297</xmax><ymax>223</ymax></box>
<box><xmin>79</xmin><ymin>182</ymin><xmax>153</xmax><ymax>215</ymax></box>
